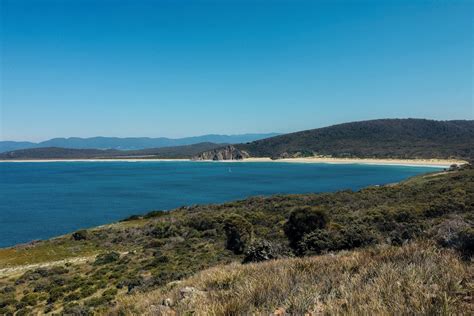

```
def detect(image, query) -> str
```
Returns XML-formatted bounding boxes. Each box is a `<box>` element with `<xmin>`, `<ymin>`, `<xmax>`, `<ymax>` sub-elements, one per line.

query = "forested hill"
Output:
<box><xmin>233</xmin><ymin>119</ymin><xmax>474</xmax><ymax>159</ymax></box>
<box><xmin>0</xmin><ymin>142</ymin><xmax>223</xmax><ymax>160</ymax></box>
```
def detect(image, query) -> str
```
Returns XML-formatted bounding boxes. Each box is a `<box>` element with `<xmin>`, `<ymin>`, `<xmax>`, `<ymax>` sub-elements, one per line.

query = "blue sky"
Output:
<box><xmin>1</xmin><ymin>0</ymin><xmax>472</xmax><ymax>141</ymax></box>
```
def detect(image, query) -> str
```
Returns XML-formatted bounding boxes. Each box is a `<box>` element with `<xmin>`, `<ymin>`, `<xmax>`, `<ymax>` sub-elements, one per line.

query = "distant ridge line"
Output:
<box><xmin>0</xmin><ymin>133</ymin><xmax>280</xmax><ymax>153</ymax></box>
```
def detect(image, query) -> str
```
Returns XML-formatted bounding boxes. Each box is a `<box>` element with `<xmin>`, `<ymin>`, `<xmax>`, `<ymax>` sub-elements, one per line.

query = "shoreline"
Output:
<box><xmin>0</xmin><ymin>157</ymin><xmax>466</xmax><ymax>168</ymax></box>
<box><xmin>237</xmin><ymin>157</ymin><xmax>466</xmax><ymax>168</ymax></box>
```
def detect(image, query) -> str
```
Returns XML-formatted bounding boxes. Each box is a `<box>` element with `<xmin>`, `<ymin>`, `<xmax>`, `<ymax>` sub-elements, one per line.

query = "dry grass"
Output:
<box><xmin>112</xmin><ymin>242</ymin><xmax>473</xmax><ymax>315</ymax></box>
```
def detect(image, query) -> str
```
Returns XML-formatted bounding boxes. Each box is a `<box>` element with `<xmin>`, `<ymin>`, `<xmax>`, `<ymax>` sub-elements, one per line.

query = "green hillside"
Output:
<box><xmin>234</xmin><ymin>119</ymin><xmax>474</xmax><ymax>159</ymax></box>
<box><xmin>0</xmin><ymin>165</ymin><xmax>472</xmax><ymax>315</ymax></box>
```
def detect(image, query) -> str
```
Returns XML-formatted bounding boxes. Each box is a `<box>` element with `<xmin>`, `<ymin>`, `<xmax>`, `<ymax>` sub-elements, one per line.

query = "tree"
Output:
<box><xmin>223</xmin><ymin>214</ymin><xmax>253</xmax><ymax>254</ymax></box>
<box><xmin>284</xmin><ymin>206</ymin><xmax>328</xmax><ymax>249</ymax></box>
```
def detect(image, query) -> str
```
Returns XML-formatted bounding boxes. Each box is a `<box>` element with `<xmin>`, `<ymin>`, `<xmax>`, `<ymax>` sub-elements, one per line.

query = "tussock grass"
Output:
<box><xmin>113</xmin><ymin>242</ymin><xmax>473</xmax><ymax>315</ymax></box>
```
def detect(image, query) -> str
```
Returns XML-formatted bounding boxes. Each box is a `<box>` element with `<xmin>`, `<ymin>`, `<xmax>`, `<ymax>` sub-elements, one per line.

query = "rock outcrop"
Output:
<box><xmin>193</xmin><ymin>145</ymin><xmax>250</xmax><ymax>161</ymax></box>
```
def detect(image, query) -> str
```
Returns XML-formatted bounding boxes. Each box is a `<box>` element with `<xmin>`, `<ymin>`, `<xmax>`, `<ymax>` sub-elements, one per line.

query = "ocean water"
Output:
<box><xmin>0</xmin><ymin>161</ymin><xmax>441</xmax><ymax>248</ymax></box>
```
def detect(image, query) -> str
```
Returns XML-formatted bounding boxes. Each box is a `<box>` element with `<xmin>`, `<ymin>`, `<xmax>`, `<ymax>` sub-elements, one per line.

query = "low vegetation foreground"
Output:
<box><xmin>0</xmin><ymin>165</ymin><xmax>473</xmax><ymax>315</ymax></box>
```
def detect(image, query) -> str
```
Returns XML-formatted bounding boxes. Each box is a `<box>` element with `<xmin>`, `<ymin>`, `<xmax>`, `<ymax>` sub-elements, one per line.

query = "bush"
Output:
<box><xmin>457</xmin><ymin>228</ymin><xmax>474</xmax><ymax>258</ymax></box>
<box><xmin>297</xmin><ymin>229</ymin><xmax>334</xmax><ymax>255</ymax></box>
<box><xmin>62</xmin><ymin>303</ymin><xmax>91</xmax><ymax>315</ymax></box>
<box><xmin>20</xmin><ymin>293</ymin><xmax>39</xmax><ymax>306</ymax></box>
<box><xmin>299</xmin><ymin>225</ymin><xmax>377</xmax><ymax>255</ymax></box>
<box><xmin>224</xmin><ymin>214</ymin><xmax>253</xmax><ymax>254</ymax></box>
<box><xmin>150</xmin><ymin>222</ymin><xmax>179</xmax><ymax>239</ymax></box>
<box><xmin>284</xmin><ymin>206</ymin><xmax>328</xmax><ymax>249</ymax></box>
<box><xmin>186</xmin><ymin>214</ymin><xmax>219</xmax><ymax>231</ymax></box>
<box><xmin>72</xmin><ymin>230</ymin><xmax>88</xmax><ymax>241</ymax></box>
<box><xmin>143</xmin><ymin>210</ymin><xmax>168</xmax><ymax>219</ymax></box>
<box><xmin>47</xmin><ymin>288</ymin><xmax>64</xmax><ymax>303</ymax></box>
<box><xmin>389</xmin><ymin>222</ymin><xmax>424</xmax><ymax>246</ymax></box>
<box><xmin>242</xmin><ymin>239</ymin><xmax>290</xmax><ymax>263</ymax></box>
<box><xmin>337</xmin><ymin>226</ymin><xmax>377</xmax><ymax>249</ymax></box>
<box><xmin>121</xmin><ymin>214</ymin><xmax>141</xmax><ymax>222</ymax></box>
<box><xmin>434</xmin><ymin>219</ymin><xmax>474</xmax><ymax>258</ymax></box>
<box><xmin>94</xmin><ymin>252</ymin><xmax>120</xmax><ymax>265</ymax></box>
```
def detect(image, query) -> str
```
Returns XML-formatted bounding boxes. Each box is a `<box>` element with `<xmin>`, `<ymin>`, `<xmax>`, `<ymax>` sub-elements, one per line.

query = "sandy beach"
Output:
<box><xmin>0</xmin><ymin>157</ymin><xmax>467</xmax><ymax>168</ymax></box>
<box><xmin>238</xmin><ymin>157</ymin><xmax>467</xmax><ymax>168</ymax></box>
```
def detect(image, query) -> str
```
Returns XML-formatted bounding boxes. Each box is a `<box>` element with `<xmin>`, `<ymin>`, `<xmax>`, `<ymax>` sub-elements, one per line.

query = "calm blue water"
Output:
<box><xmin>0</xmin><ymin>161</ymin><xmax>440</xmax><ymax>248</ymax></box>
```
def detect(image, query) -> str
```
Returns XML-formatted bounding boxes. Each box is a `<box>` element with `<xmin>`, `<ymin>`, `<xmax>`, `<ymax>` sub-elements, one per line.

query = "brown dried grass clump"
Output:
<box><xmin>112</xmin><ymin>242</ymin><xmax>473</xmax><ymax>315</ymax></box>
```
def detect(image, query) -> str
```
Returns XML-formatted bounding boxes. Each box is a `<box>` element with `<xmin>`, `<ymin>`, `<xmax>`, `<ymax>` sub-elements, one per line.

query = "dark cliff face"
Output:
<box><xmin>193</xmin><ymin>145</ymin><xmax>250</xmax><ymax>160</ymax></box>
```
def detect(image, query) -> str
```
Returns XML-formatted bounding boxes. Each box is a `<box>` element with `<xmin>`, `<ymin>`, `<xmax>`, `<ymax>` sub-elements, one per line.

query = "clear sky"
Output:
<box><xmin>1</xmin><ymin>0</ymin><xmax>472</xmax><ymax>141</ymax></box>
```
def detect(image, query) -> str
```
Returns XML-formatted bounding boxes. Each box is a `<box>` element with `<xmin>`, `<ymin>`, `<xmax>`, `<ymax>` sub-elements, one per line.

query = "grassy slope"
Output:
<box><xmin>114</xmin><ymin>242</ymin><xmax>473</xmax><ymax>315</ymax></box>
<box><xmin>0</xmin><ymin>167</ymin><xmax>472</xmax><ymax>314</ymax></box>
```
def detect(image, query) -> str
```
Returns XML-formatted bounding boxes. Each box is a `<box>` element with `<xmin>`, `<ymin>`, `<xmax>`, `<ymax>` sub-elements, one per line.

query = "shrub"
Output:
<box><xmin>242</xmin><ymin>239</ymin><xmax>290</xmax><ymax>263</ymax></box>
<box><xmin>299</xmin><ymin>225</ymin><xmax>377</xmax><ymax>255</ymax></box>
<box><xmin>72</xmin><ymin>230</ymin><xmax>88</xmax><ymax>241</ymax></box>
<box><xmin>0</xmin><ymin>294</ymin><xmax>17</xmax><ymax>308</ymax></box>
<box><xmin>117</xmin><ymin>278</ymin><xmax>143</xmax><ymax>293</ymax></box>
<box><xmin>102</xmin><ymin>288</ymin><xmax>118</xmax><ymax>302</ymax></box>
<box><xmin>186</xmin><ymin>214</ymin><xmax>219</xmax><ymax>231</ymax></box>
<box><xmin>143</xmin><ymin>210</ymin><xmax>168</xmax><ymax>219</ymax></box>
<box><xmin>298</xmin><ymin>229</ymin><xmax>334</xmax><ymax>255</ymax></box>
<box><xmin>457</xmin><ymin>228</ymin><xmax>474</xmax><ymax>258</ymax></box>
<box><xmin>434</xmin><ymin>219</ymin><xmax>474</xmax><ymax>258</ymax></box>
<box><xmin>284</xmin><ymin>206</ymin><xmax>328</xmax><ymax>249</ymax></box>
<box><xmin>337</xmin><ymin>226</ymin><xmax>377</xmax><ymax>249</ymax></box>
<box><xmin>20</xmin><ymin>293</ymin><xmax>39</xmax><ymax>306</ymax></box>
<box><xmin>62</xmin><ymin>303</ymin><xmax>91</xmax><ymax>315</ymax></box>
<box><xmin>94</xmin><ymin>252</ymin><xmax>120</xmax><ymax>265</ymax></box>
<box><xmin>121</xmin><ymin>214</ymin><xmax>141</xmax><ymax>221</ymax></box>
<box><xmin>150</xmin><ymin>222</ymin><xmax>179</xmax><ymax>239</ymax></box>
<box><xmin>224</xmin><ymin>214</ymin><xmax>253</xmax><ymax>254</ymax></box>
<box><xmin>389</xmin><ymin>222</ymin><xmax>424</xmax><ymax>245</ymax></box>
<box><xmin>47</xmin><ymin>288</ymin><xmax>64</xmax><ymax>303</ymax></box>
<box><xmin>64</xmin><ymin>291</ymin><xmax>81</xmax><ymax>302</ymax></box>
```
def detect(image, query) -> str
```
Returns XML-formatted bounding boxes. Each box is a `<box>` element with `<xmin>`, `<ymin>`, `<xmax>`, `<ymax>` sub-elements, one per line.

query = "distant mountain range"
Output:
<box><xmin>0</xmin><ymin>133</ymin><xmax>279</xmax><ymax>153</ymax></box>
<box><xmin>197</xmin><ymin>119</ymin><xmax>474</xmax><ymax>160</ymax></box>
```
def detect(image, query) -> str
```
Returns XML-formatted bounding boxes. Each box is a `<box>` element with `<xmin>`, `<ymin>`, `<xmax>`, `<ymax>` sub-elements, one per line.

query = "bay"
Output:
<box><xmin>0</xmin><ymin>161</ymin><xmax>440</xmax><ymax>248</ymax></box>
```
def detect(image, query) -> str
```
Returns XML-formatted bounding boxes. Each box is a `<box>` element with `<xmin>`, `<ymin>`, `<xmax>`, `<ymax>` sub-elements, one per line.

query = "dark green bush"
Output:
<box><xmin>143</xmin><ymin>210</ymin><xmax>168</xmax><ymax>219</ymax></box>
<box><xmin>299</xmin><ymin>225</ymin><xmax>377</xmax><ymax>255</ymax></box>
<box><xmin>223</xmin><ymin>214</ymin><xmax>253</xmax><ymax>254</ymax></box>
<box><xmin>121</xmin><ymin>214</ymin><xmax>141</xmax><ymax>222</ymax></box>
<box><xmin>20</xmin><ymin>293</ymin><xmax>39</xmax><ymax>306</ymax></box>
<box><xmin>337</xmin><ymin>226</ymin><xmax>377</xmax><ymax>249</ymax></box>
<box><xmin>389</xmin><ymin>222</ymin><xmax>424</xmax><ymax>245</ymax></box>
<box><xmin>94</xmin><ymin>252</ymin><xmax>120</xmax><ymax>265</ymax></box>
<box><xmin>72</xmin><ymin>229</ymin><xmax>89</xmax><ymax>241</ymax></box>
<box><xmin>47</xmin><ymin>288</ymin><xmax>64</xmax><ymax>303</ymax></box>
<box><xmin>0</xmin><ymin>294</ymin><xmax>17</xmax><ymax>308</ymax></box>
<box><xmin>102</xmin><ymin>288</ymin><xmax>118</xmax><ymax>301</ymax></box>
<box><xmin>297</xmin><ymin>229</ymin><xmax>334</xmax><ymax>255</ymax></box>
<box><xmin>150</xmin><ymin>222</ymin><xmax>179</xmax><ymax>238</ymax></box>
<box><xmin>62</xmin><ymin>303</ymin><xmax>91</xmax><ymax>315</ymax></box>
<box><xmin>64</xmin><ymin>291</ymin><xmax>81</xmax><ymax>302</ymax></box>
<box><xmin>242</xmin><ymin>239</ymin><xmax>290</xmax><ymax>263</ymax></box>
<box><xmin>186</xmin><ymin>214</ymin><xmax>219</xmax><ymax>231</ymax></box>
<box><xmin>284</xmin><ymin>206</ymin><xmax>328</xmax><ymax>249</ymax></box>
<box><xmin>458</xmin><ymin>228</ymin><xmax>474</xmax><ymax>258</ymax></box>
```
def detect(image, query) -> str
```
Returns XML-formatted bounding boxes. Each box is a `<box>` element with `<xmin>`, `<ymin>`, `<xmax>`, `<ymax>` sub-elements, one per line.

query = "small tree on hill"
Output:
<box><xmin>224</xmin><ymin>214</ymin><xmax>253</xmax><ymax>254</ymax></box>
<box><xmin>284</xmin><ymin>206</ymin><xmax>328</xmax><ymax>249</ymax></box>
